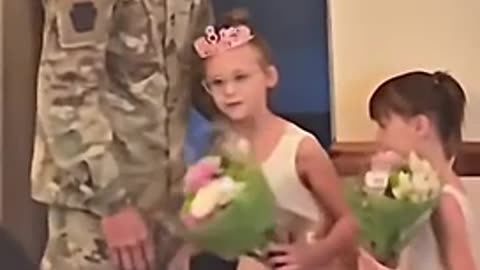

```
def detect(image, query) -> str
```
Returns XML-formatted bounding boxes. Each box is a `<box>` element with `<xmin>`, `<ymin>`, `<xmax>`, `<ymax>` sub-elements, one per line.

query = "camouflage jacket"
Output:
<box><xmin>31</xmin><ymin>0</ymin><xmax>213</xmax><ymax>220</ymax></box>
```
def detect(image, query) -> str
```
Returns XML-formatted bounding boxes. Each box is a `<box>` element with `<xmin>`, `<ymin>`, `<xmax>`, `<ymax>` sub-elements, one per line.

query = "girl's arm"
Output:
<box><xmin>266</xmin><ymin>137</ymin><xmax>359</xmax><ymax>269</ymax></box>
<box><xmin>432</xmin><ymin>193</ymin><xmax>476</xmax><ymax>270</ymax></box>
<box><xmin>297</xmin><ymin>137</ymin><xmax>359</xmax><ymax>263</ymax></box>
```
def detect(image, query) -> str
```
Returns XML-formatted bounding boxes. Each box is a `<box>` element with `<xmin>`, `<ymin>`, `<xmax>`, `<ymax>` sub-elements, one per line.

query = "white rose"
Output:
<box><xmin>217</xmin><ymin>176</ymin><xmax>245</xmax><ymax>206</ymax></box>
<box><xmin>412</xmin><ymin>173</ymin><xmax>430</xmax><ymax>191</ymax></box>
<box><xmin>190</xmin><ymin>181</ymin><xmax>223</xmax><ymax>218</ymax></box>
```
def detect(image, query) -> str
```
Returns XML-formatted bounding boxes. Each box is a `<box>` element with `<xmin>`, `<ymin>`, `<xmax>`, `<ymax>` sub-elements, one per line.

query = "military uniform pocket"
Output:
<box><xmin>56</xmin><ymin>0</ymin><xmax>116</xmax><ymax>48</ymax></box>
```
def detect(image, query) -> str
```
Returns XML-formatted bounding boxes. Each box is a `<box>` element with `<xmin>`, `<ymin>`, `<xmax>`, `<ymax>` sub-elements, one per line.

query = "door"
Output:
<box><xmin>1</xmin><ymin>0</ymin><xmax>46</xmax><ymax>263</ymax></box>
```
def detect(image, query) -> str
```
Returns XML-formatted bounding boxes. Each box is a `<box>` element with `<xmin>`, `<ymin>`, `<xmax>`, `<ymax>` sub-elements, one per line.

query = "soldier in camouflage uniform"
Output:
<box><xmin>31</xmin><ymin>0</ymin><xmax>214</xmax><ymax>269</ymax></box>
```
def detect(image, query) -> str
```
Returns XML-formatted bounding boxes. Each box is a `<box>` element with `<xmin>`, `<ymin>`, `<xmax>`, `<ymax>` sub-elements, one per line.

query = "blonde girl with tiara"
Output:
<box><xmin>191</xmin><ymin>8</ymin><xmax>359</xmax><ymax>270</ymax></box>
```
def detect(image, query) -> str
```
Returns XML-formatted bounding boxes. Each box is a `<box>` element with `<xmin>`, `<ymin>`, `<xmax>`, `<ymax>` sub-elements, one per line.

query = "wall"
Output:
<box><xmin>328</xmin><ymin>0</ymin><xmax>480</xmax><ymax>142</ymax></box>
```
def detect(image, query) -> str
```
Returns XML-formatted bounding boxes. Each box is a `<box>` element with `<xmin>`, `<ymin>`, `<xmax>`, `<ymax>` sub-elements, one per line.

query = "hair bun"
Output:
<box><xmin>432</xmin><ymin>71</ymin><xmax>466</xmax><ymax>107</ymax></box>
<box><xmin>432</xmin><ymin>71</ymin><xmax>451</xmax><ymax>85</ymax></box>
<box><xmin>223</xmin><ymin>8</ymin><xmax>251</xmax><ymax>26</ymax></box>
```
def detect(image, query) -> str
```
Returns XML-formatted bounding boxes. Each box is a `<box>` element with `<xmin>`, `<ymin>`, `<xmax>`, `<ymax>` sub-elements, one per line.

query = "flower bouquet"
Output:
<box><xmin>345</xmin><ymin>151</ymin><xmax>442</xmax><ymax>268</ymax></box>
<box><xmin>180</xmin><ymin>145</ymin><xmax>277</xmax><ymax>260</ymax></box>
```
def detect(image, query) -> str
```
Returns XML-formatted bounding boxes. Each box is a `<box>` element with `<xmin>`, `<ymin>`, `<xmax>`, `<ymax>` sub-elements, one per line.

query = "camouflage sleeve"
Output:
<box><xmin>33</xmin><ymin>0</ymin><xmax>129</xmax><ymax>217</ymax></box>
<box><xmin>188</xmin><ymin>0</ymin><xmax>219</xmax><ymax>120</ymax></box>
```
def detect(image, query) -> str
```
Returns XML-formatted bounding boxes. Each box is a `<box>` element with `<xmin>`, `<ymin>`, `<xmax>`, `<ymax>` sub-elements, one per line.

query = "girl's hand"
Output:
<box><xmin>266</xmin><ymin>242</ymin><xmax>321</xmax><ymax>270</ymax></box>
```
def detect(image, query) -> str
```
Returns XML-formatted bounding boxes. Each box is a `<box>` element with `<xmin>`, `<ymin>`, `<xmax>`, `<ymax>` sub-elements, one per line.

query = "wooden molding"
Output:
<box><xmin>329</xmin><ymin>141</ymin><xmax>480</xmax><ymax>176</ymax></box>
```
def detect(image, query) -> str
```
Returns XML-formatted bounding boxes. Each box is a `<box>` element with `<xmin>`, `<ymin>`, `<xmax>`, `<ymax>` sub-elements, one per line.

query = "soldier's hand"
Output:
<box><xmin>101</xmin><ymin>207</ymin><xmax>155</xmax><ymax>270</ymax></box>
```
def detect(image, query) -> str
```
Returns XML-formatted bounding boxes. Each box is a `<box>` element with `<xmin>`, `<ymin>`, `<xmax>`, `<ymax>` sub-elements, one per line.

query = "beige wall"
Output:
<box><xmin>328</xmin><ymin>0</ymin><xmax>480</xmax><ymax>141</ymax></box>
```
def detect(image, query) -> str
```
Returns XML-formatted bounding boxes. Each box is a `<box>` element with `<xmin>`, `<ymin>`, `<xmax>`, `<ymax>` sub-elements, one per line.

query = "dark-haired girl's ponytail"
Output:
<box><xmin>432</xmin><ymin>71</ymin><xmax>466</xmax><ymax>157</ymax></box>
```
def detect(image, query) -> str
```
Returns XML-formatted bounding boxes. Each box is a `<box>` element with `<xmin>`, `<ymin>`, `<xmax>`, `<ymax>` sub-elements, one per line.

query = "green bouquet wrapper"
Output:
<box><xmin>345</xmin><ymin>177</ymin><xmax>440</xmax><ymax>264</ymax></box>
<box><xmin>181</xmin><ymin>154</ymin><xmax>277</xmax><ymax>260</ymax></box>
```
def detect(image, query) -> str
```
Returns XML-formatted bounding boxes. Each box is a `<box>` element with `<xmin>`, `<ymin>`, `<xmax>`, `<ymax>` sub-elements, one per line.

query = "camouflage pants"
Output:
<box><xmin>40</xmin><ymin>207</ymin><xmax>186</xmax><ymax>270</ymax></box>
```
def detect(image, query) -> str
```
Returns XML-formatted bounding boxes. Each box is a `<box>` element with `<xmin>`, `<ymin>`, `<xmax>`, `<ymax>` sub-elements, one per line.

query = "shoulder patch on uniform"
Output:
<box><xmin>69</xmin><ymin>1</ymin><xmax>98</xmax><ymax>33</ymax></box>
<box><xmin>56</xmin><ymin>0</ymin><xmax>114</xmax><ymax>48</ymax></box>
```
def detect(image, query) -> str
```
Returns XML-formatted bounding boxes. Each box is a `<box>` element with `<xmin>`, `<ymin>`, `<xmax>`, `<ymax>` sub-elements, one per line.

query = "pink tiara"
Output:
<box><xmin>194</xmin><ymin>25</ymin><xmax>254</xmax><ymax>58</ymax></box>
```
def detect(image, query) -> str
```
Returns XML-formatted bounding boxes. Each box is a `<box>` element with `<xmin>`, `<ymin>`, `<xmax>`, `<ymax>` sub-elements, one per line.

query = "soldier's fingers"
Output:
<box><xmin>143</xmin><ymin>237</ymin><xmax>156</xmax><ymax>268</ymax></box>
<box><xmin>120</xmin><ymin>247</ymin><xmax>134</xmax><ymax>270</ymax></box>
<box><xmin>110</xmin><ymin>248</ymin><xmax>121</xmax><ymax>268</ymax></box>
<box><xmin>131</xmin><ymin>244</ymin><xmax>147</xmax><ymax>270</ymax></box>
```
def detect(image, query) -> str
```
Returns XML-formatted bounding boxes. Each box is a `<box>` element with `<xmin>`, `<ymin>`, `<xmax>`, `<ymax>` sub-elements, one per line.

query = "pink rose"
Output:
<box><xmin>181</xmin><ymin>213</ymin><xmax>199</xmax><ymax>228</ymax></box>
<box><xmin>184</xmin><ymin>161</ymin><xmax>220</xmax><ymax>194</ymax></box>
<box><xmin>371</xmin><ymin>151</ymin><xmax>404</xmax><ymax>171</ymax></box>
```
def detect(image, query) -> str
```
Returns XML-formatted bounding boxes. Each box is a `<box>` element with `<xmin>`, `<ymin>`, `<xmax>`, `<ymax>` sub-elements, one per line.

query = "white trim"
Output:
<box><xmin>325</xmin><ymin>0</ymin><xmax>336</xmax><ymax>144</ymax></box>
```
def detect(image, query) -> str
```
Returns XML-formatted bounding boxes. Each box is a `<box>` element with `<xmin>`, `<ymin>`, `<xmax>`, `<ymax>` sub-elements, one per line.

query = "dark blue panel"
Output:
<box><xmin>212</xmin><ymin>0</ymin><xmax>331</xmax><ymax>114</ymax></box>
